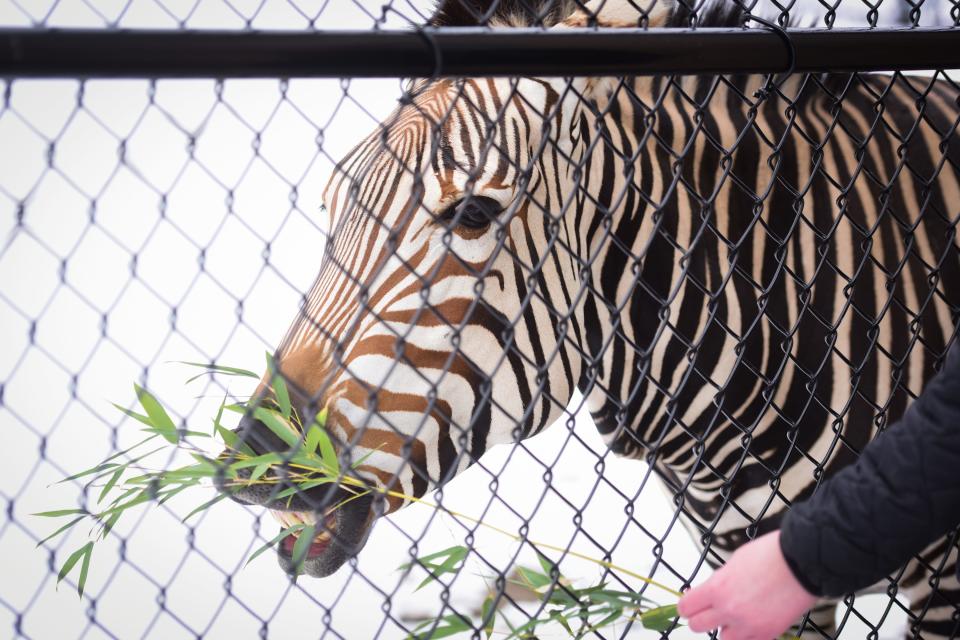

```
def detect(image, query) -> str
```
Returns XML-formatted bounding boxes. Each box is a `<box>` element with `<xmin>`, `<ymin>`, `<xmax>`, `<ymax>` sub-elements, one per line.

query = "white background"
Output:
<box><xmin>0</xmin><ymin>0</ymin><xmax>951</xmax><ymax>638</ymax></box>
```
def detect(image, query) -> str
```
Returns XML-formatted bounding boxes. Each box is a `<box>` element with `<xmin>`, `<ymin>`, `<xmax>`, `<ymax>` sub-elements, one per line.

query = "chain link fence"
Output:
<box><xmin>2</xmin><ymin>1</ymin><xmax>959</xmax><ymax>639</ymax></box>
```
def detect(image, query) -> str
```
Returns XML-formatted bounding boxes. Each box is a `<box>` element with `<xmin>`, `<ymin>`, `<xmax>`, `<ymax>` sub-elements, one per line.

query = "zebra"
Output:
<box><xmin>220</xmin><ymin>0</ymin><xmax>960</xmax><ymax>636</ymax></box>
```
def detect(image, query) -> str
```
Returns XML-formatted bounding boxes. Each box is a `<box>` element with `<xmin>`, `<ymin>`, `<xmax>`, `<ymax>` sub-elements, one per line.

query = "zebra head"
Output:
<box><xmin>223</xmin><ymin>0</ymin><xmax>679</xmax><ymax>578</ymax></box>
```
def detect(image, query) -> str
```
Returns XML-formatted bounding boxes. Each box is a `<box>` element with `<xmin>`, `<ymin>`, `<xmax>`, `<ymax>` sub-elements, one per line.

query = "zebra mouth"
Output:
<box><xmin>264</xmin><ymin>493</ymin><xmax>375</xmax><ymax>578</ymax></box>
<box><xmin>269</xmin><ymin>509</ymin><xmax>338</xmax><ymax>560</ymax></box>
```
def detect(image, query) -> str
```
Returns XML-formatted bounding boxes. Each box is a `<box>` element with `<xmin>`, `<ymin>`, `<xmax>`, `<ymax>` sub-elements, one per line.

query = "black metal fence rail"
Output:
<box><xmin>1</xmin><ymin>27</ymin><xmax>959</xmax><ymax>78</ymax></box>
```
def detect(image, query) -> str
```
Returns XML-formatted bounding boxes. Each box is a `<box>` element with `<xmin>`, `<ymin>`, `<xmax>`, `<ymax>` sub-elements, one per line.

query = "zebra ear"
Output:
<box><xmin>561</xmin><ymin>0</ymin><xmax>677</xmax><ymax>28</ymax></box>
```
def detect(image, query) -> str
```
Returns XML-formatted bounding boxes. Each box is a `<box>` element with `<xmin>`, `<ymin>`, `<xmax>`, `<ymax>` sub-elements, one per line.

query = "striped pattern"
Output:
<box><xmin>271</xmin><ymin>1</ymin><xmax>960</xmax><ymax>632</ymax></box>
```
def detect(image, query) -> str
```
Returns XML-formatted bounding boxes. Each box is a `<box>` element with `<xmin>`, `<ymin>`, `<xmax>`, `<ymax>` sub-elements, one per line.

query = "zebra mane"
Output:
<box><xmin>428</xmin><ymin>1</ymin><xmax>754</xmax><ymax>28</ymax></box>
<box><xmin>429</xmin><ymin>0</ymin><xmax>579</xmax><ymax>27</ymax></box>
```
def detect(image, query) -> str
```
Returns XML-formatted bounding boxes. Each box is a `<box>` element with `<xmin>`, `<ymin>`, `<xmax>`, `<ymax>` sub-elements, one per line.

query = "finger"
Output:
<box><xmin>687</xmin><ymin>609</ymin><xmax>725</xmax><ymax>634</ymax></box>
<box><xmin>678</xmin><ymin>581</ymin><xmax>715</xmax><ymax>618</ymax></box>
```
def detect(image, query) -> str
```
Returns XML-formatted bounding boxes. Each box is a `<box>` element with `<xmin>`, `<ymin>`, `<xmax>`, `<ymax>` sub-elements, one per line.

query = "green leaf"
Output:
<box><xmin>350</xmin><ymin>446</ymin><xmax>379</xmax><ymax>469</ymax></box>
<box><xmin>537</xmin><ymin>552</ymin><xmax>557</xmax><ymax>579</ymax></box>
<box><xmin>97</xmin><ymin>467</ymin><xmax>125</xmax><ymax>505</ymax></box>
<box><xmin>225</xmin><ymin>452</ymin><xmax>283</xmax><ymax>473</ymax></box>
<box><xmin>584</xmin><ymin>605</ymin><xmax>623</xmax><ymax>633</ymax></box>
<box><xmin>77</xmin><ymin>541</ymin><xmax>93</xmax><ymax>598</ymax></box>
<box><xmin>398</xmin><ymin>545</ymin><xmax>469</xmax><ymax>592</ymax></box>
<box><xmin>549</xmin><ymin>609</ymin><xmax>574</xmax><ymax>635</ymax></box>
<box><xmin>134</xmin><ymin>384</ymin><xmax>178</xmax><ymax>444</ymax></box>
<box><xmin>141</xmin><ymin>427</ymin><xmax>208</xmax><ymax>439</ymax></box>
<box><xmin>306</xmin><ymin>420</ymin><xmax>339</xmax><ymax>475</ymax></box>
<box><xmin>640</xmin><ymin>604</ymin><xmax>679</xmax><ymax>632</ymax></box>
<box><xmin>253</xmin><ymin>407</ymin><xmax>299</xmax><ymax>448</ymax></box>
<box><xmin>270</xmin><ymin>477</ymin><xmax>340</xmax><ymax>501</ymax></box>
<box><xmin>179</xmin><ymin>361</ymin><xmax>260</xmax><ymax>384</ymax></box>
<box><xmin>33</xmin><ymin>509</ymin><xmax>88</xmax><ymax>518</ymax></box>
<box><xmin>56</xmin><ymin>462</ymin><xmax>120</xmax><ymax>485</ymax></box>
<box><xmin>98</xmin><ymin>487</ymin><xmax>154</xmax><ymax>517</ymax></box>
<box><xmin>36</xmin><ymin>516</ymin><xmax>86</xmax><ymax>547</ymax></box>
<box><xmin>182</xmin><ymin>493</ymin><xmax>229</xmax><ymax>523</ymax></box>
<box><xmin>481</xmin><ymin>594</ymin><xmax>495</xmax><ymax>639</ymax></box>
<box><xmin>409</xmin><ymin>614</ymin><xmax>472</xmax><ymax>640</ymax></box>
<box><xmin>399</xmin><ymin>545</ymin><xmax>469</xmax><ymax>570</ymax></box>
<box><xmin>57</xmin><ymin>434</ymin><xmax>159</xmax><ymax>485</ymax></box>
<box><xmin>156</xmin><ymin>483</ymin><xmax>196</xmax><ymax>506</ymax></box>
<box><xmin>212</xmin><ymin>395</ymin><xmax>227</xmax><ymax>436</ymax></box>
<box><xmin>215</xmin><ymin>423</ymin><xmax>255</xmax><ymax>457</ymax></box>
<box><xmin>245</xmin><ymin>524</ymin><xmax>307</xmax><ymax>567</ymax></box>
<box><xmin>586</xmin><ymin>587</ymin><xmax>655</xmax><ymax>609</ymax></box>
<box><xmin>515</xmin><ymin>566</ymin><xmax>552</xmax><ymax>591</ymax></box>
<box><xmin>266</xmin><ymin>352</ymin><xmax>292</xmax><ymax>420</ymax></box>
<box><xmin>289</xmin><ymin>524</ymin><xmax>317</xmax><ymax>575</ymax></box>
<box><xmin>249</xmin><ymin>462</ymin><xmax>270</xmax><ymax>483</ymax></box>
<box><xmin>99</xmin><ymin>510</ymin><xmax>122</xmax><ymax>540</ymax></box>
<box><xmin>57</xmin><ymin>542</ymin><xmax>93</xmax><ymax>597</ymax></box>
<box><xmin>111</xmin><ymin>403</ymin><xmax>153</xmax><ymax>427</ymax></box>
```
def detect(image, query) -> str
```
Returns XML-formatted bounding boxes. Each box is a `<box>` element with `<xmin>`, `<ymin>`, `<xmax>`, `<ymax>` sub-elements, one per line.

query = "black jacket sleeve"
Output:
<box><xmin>779</xmin><ymin>346</ymin><xmax>960</xmax><ymax>598</ymax></box>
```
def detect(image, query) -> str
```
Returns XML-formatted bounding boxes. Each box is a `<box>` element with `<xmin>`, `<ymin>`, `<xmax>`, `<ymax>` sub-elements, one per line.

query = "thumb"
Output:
<box><xmin>677</xmin><ymin>579</ymin><xmax>715</xmax><ymax>618</ymax></box>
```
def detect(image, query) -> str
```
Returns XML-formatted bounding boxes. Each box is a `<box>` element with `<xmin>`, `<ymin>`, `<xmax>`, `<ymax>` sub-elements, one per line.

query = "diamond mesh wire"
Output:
<box><xmin>1</xmin><ymin>1</ymin><xmax>959</xmax><ymax>639</ymax></box>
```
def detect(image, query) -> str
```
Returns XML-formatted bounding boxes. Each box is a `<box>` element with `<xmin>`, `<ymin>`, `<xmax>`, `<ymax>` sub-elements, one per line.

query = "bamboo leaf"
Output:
<box><xmin>111</xmin><ymin>403</ymin><xmax>153</xmax><ymax>427</ymax></box>
<box><xmin>481</xmin><ymin>594</ymin><xmax>495</xmax><ymax>639</ymax></box>
<box><xmin>350</xmin><ymin>445</ymin><xmax>380</xmax><ymax>469</ymax></box>
<box><xmin>537</xmin><ymin>553</ymin><xmax>557</xmax><ymax>579</ymax></box>
<box><xmin>33</xmin><ymin>509</ymin><xmax>88</xmax><ymax>518</ymax></box>
<box><xmin>182</xmin><ymin>493</ymin><xmax>229</xmax><ymax>523</ymax></box>
<box><xmin>640</xmin><ymin>604</ymin><xmax>679</xmax><ymax>632</ymax></box>
<box><xmin>57</xmin><ymin>542</ymin><xmax>93</xmax><ymax>596</ymax></box>
<box><xmin>265</xmin><ymin>352</ymin><xmax>292</xmax><ymax>420</ymax></box>
<box><xmin>216</xmin><ymin>423</ymin><xmax>255</xmax><ymax>457</ymax></box>
<box><xmin>245</xmin><ymin>524</ymin><xmax>306</xmax><ymax>567</ymax></box>
<box><xmin>409</xmin><ymin>614</ymin><xmax>472</xmax><ymax>640</ymax></box>
<box><xmin>307</xmin><ymin>420</ymin><xmax>339</xmax><ymax>475</ymax></box>
<box><xmin>77</xmin><ymin>542</ymin><xmax>93</xmax><ymax>598</ymax></box>
<box><xmin>399</xmin><ymin>546</ymin><xmax>469</xmax><ymax>592</ymax></box>
<box><xmin>57</xmin><ymin>435</ymin><xmax>159</xmax><ymax>485</ymax></box>
<box><xmin>516</xmin><ymin>566</ymin><xmax>552</xmax><ymax>591</ymax></box>
<box><xmin>179</xmin><ymin>361</ymin><xmax>260</xmax><ymax>384</ymax></box>
<box><xmin>399</xmin><ymin>545</ymin><xmax>468</xmax><ymax>570</ymax></box>
<box><xmin>212</xmin><ymin>394</ymin><xmax>227</xmax><ymax>437</ymax></box>
<box><xmin>225</xmin><ymin>452</ymin><xmax>283</xmax><ymax>474</ymax></box>
<box><xmin>141</xmin><ymin>427</ymin><xmax>208</xmax><ymax>439</ymax></box>
<box><xmin>56</xmin><ymin>462</ymin><xmax>120</xmax><ymax>485</ymax></box>
<box><xmin>549</xmin><ymin>609</ymin><xmax>574</xmax><ymax>635</ymax></box>
<box><xmin>36</xmin><ymin>516</ymin><xmax>86</xmax><ymax>547</ymax></box>
<box><xmin>99</xmin><ymin>510</ymin><xmax>122</xmax><ymax>540</ymax></box>
<box><xmin>97</xmin><ymin>467</ymin><xmax>124</xmax><ymax>505</ymax></box>
<box><xmin>253</xmin><ymin>407</ymin><xmax>299</xmax><ymax>448</ymax></box>
<box><xmin>290</xmin><ymin>524</ymin><xmax>317</xmax><ymax>574</ymax></box>
<box><xmin>134</xmin><ymin>384</ymin><xmax>178</xmax><ymax>444</ymax></box>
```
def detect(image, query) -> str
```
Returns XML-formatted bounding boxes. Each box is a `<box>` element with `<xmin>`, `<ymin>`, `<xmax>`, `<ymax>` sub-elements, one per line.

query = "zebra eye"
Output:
<box><xmin>438</xmin><ymin>195</ymin><xmax>501</xmax><ymax>231</ymax></box>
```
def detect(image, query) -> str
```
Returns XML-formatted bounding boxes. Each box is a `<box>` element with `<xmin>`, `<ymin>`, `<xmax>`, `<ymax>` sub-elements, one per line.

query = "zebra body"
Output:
<box><xmin>227</xmin><ymin>0</ymin><xmax>960</xmax><ymax>634</ymax></box>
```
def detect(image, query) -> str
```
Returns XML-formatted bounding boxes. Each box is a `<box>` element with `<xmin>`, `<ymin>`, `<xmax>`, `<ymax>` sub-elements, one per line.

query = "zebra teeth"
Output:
<box><xmin>268</xmin><ymin>509</ymin><xmax>323</xmax><ymax>529</ymax></box>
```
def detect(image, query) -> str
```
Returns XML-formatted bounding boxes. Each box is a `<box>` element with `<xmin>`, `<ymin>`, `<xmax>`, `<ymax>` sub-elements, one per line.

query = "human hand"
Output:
<box><xmin>677</xmin><ymin>531</ymin><xmax>818</xmax><ymax>640</ymax></box>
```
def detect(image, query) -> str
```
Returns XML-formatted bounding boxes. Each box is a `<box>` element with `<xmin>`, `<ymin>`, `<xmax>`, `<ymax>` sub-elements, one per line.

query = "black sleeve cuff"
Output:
<box><xmin>779</xmin><ymin>510</ymin><xmax>825</xmax><ymax>597</ymax></box>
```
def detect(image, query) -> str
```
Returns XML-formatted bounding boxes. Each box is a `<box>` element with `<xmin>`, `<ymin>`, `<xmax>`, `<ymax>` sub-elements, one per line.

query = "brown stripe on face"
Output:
<box><xmin>330</xmin><ymin>384</ymin><xmax>452</xmax><ymax>502</ymax></box>
<box><xmin>373</xmin><ymin>295</ymin><xmax>484</xmax><ymax>329</ymax></box>
<box><xmin>264</xmin><ymin>341</ymin><xmax>337</xmax><ymax>415</ymax></box>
